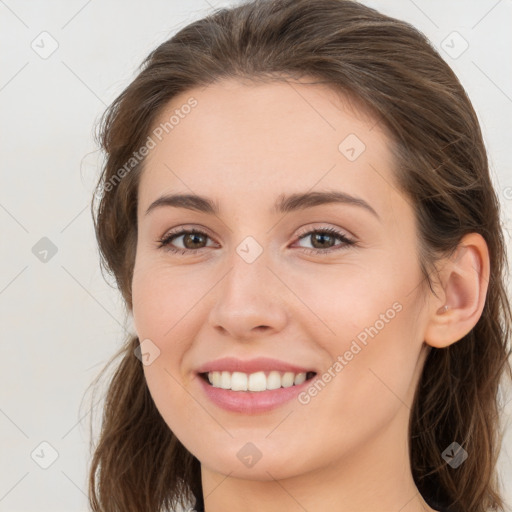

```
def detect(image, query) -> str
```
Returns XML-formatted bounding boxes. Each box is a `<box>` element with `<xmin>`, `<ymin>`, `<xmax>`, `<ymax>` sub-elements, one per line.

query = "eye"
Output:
<box><xmin>157</xmin><ymin>227</ymin><xmax>216</xmax><ymax>255</ymax></box>
<box><xmin>294</xmin><ymin>227</ymin><xmax>355</xmax><ymax>255</ymax></box>
<box><xmin>156</xmin><ymin>226</ymin><xmax>356</xmax><ymax>255</ymax></box>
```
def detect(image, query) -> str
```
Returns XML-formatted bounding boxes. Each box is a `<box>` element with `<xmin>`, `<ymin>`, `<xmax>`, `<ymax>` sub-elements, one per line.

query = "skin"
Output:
<box><xmin>131</xmin><ymin>77</ymin><xmax>490</xmax><ymax>512</ymax></box>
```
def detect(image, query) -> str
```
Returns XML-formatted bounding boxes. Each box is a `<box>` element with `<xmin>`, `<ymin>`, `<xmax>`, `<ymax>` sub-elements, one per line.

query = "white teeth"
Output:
<box><xmin>206</xmin><ymin>370</ymin><xmax>309</xmax><ymax>391</ymax></box>
<box><xmin>231</xmin><ymin>372</ymin><xmax>248</xmax><ymax>391</ymax></box>
<box><xmin>267</xmin><ymin>371</ymin><xmax>281</xmax><ymax>390</ymax></box>
<box><xmin>248</xmin><ymin>371</ymin><xmax>266</xmax><ymax>391</ymax></box>
<box><xmin>220</xmin><ymin>371</ymin><xmax>231</xmax><ymax>389</ymax></box>
<box><xmin>294</xmin><ymin>372</ymin><xmax>306</xmax><ymax>385</ymax></box>
<box><xmin>281</xmin><ymin>372</ymin><xmax>295</xmax><ymax>388</ymax></box>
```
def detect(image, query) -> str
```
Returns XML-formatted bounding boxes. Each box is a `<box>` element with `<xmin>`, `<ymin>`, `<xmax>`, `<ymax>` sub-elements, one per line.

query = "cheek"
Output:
<box><xmin>132</xmin><ymin>261</ymin><xmax>200</xmax><ymax>439</ymax></box>
<box><xmin>290</xmin><ymin>298</ymin><xmax>423</xmax><ymax>466</ymax></box>
<box><xmin>285</xmin><ymin>254</ymin><xmax>407</xmax><ymax>342</ymax></box>
<box><xmin>296</xmin><ymin>253</ymin><xmax>424</xmax><ymax>414</ymax></box>
<box><xmin>131</xmin><ymin>258</ymin><xmax>198</xmax><ymax>339</ymax></box>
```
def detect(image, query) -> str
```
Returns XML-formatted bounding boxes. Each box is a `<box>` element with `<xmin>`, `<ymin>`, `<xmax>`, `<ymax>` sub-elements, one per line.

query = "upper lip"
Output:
<box><xmin>196</xmin><ymin>357</ymin><xmax>316</xmax><ymax>375</ymax></box>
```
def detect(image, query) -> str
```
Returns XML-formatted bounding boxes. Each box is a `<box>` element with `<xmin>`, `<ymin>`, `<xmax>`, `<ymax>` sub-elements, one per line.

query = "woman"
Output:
<box><xmin>87</xmin><ymin>1</ymin><xmax>512</xmax><ymax>511</ymax></box>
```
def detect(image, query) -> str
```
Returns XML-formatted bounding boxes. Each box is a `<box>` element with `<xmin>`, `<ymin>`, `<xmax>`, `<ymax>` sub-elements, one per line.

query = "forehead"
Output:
<box><xmin>138</xmin><ymin>78</ymin><xmax>400</xmax><ymax>220</ymax></box>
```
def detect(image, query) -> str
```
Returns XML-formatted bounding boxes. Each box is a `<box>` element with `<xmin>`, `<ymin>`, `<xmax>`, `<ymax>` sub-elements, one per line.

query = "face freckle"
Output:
<box><xmin>131</xmin><ymin>77</ymin><xmax>429</xmax><ymax>486</ymax></box>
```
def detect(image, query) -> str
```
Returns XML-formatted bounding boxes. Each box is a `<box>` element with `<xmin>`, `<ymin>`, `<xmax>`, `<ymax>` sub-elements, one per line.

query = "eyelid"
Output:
<box><xmin>160</xmin><ymin>222</ymin><xmax>353</xmax><ymax>241</ymax></box>
<box><xmin>295</xmin><ymin>222</ymin><xmax>353</xmax><ymax>239</ymax></box>
<box><xmin>157</xmin><ymin>225</ymin><xmax>217</xmax><ymax>249</ymax></box>
<box><xmin>157</xmin><ymin>223</ymin><xmax>356</xmax><ymax>255</ymax></box>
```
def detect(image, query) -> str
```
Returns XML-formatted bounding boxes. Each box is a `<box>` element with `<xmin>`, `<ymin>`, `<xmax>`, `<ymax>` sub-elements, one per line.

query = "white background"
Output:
<box><xmin>1</xmin><ymin>0</ymin><xmax>511</xmax><ymax>511</ymax></box>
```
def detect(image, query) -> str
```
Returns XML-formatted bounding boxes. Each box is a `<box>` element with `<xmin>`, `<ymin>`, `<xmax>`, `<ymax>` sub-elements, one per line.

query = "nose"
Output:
<box><xmin>207</xmin><ymin>250</ymin><xmax>289</xmax><ymax>341</ymax></box>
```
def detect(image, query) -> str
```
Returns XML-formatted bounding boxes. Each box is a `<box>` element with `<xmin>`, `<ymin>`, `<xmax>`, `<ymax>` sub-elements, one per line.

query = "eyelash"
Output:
<box><xmin>156</xmin><ymin>226</ymin><xmax>356</xmax><ymax>256</ymax></box>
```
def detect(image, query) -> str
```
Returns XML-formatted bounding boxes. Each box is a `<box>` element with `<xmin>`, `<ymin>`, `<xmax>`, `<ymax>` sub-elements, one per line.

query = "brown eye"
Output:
<box><xmin>309</xmin><ymin>232</ymin><xmax>337</xmax><ymax>249</ymax></box>
<box><xmin>295</xmin><ymin>227</ymin><xmax>355</xmax><ymax>254</ymax></box>
<box><xmin>181</xmin><ymin>232</ymin><xmax>207</xmax><ymax>249</ymax></box>
<box><xmin>157</xmin><ymin>226</ymin><xmax>355</xmax><ymax>256</ymax></box>
<box><xmin>158</xmin><ymin>228</ymin><xmax>214</xmax><ymax>254</ymax></box>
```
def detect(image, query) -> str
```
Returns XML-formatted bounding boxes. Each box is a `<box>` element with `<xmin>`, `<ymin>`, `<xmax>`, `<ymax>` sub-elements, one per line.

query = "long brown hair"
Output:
<box><xmin>87</xmin><ymin>1</ymin><xmax>512</xmax><ymax>511</ymax></box>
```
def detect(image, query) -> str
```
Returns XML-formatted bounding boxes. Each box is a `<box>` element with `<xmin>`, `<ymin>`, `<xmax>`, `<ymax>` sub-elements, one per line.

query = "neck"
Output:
<box><xmin>199</xmin><ymin>403</ymin><xmax>437</xmax><ymax>512</ymax></box>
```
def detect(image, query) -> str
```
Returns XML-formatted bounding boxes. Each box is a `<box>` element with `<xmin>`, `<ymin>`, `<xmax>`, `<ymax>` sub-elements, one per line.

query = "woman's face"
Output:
<box><xmin>132</xmin><ymin>78</ymin><xmax>432</xmax><ymax>481</ymax></box>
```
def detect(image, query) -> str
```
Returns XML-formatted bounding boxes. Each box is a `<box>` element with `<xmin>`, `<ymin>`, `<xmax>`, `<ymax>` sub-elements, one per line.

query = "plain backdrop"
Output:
<box><xmin>1</xmin><ymin>1</ymin><xmax>511</xmax><ymax>511</ymax></box>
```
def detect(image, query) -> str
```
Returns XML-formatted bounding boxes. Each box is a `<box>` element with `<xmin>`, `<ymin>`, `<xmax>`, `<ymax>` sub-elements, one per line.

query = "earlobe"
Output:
<box><xmin>424</xmin><ymin>233</ymin><xmax>490</xmax><ymax>349</ymax></box>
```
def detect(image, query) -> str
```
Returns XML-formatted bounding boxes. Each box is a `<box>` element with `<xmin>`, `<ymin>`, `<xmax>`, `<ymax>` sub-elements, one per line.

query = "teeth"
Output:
<box><xmin>267</xmin><ymin>371</ymin><xmax>281</xmax><ymax>390</ymax></box>
<box><xmin>207</xmin><ymin>370</ymin><xmax>310</xmax><ymax>391</ymax></box>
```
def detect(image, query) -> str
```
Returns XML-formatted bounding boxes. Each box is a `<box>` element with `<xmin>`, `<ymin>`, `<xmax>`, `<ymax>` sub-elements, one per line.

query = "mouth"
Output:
<box><xmin>198</xmin><ymin>370</ymin><xmax>317</xmax><ymax>392</ymax></box>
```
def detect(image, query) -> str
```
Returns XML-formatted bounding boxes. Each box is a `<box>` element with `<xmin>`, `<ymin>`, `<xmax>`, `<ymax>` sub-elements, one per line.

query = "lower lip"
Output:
<box><xmin>197</xmin><ymin>374</ymin><xmax>315</xmax><ymax>414</ymax></box>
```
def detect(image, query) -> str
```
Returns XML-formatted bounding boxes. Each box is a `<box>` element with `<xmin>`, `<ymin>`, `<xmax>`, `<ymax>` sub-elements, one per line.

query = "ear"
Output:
<box><xmin>424</xmin><ymin>233</ymin><xmax>490</xmax><ymax>348</ymax></box>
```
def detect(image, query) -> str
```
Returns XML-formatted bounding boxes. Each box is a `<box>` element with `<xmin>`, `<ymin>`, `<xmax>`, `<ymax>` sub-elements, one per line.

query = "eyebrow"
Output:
<box><xmin>145</xmin><ymin>190</ymin><xmax>380</xmax><ymax>220</ymax></box>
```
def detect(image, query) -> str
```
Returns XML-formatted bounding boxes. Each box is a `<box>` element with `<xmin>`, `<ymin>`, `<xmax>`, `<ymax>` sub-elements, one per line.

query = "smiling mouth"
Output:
<box><xmin>199</xmin><ymin>370</ymin><xmax>317</xmax><ymax>392</ymax></box>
